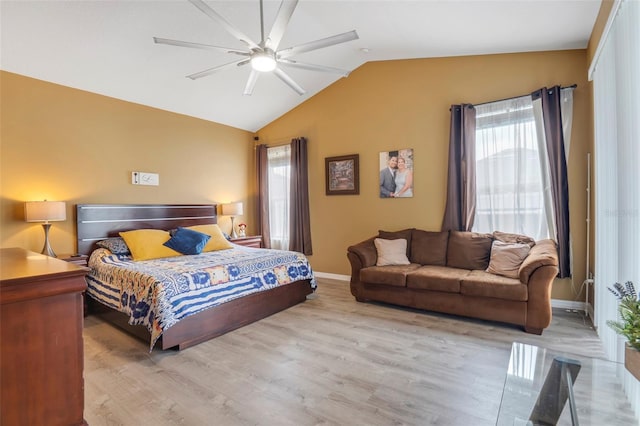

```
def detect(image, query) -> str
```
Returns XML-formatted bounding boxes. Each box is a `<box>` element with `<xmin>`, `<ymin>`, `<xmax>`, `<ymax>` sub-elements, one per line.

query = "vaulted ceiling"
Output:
<box><xmin>1</xmin><ymin>1</ymin><xmax>601</xmax><ymax>132</ymax></box>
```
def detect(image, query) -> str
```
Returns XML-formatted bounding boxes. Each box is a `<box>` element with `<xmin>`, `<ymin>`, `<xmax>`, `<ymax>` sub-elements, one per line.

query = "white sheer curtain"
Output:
<box><xmin>591</xmin><ymin>0</ymin><xmax>640</xmax><ymax>418</ymax></box>
<box><xmin>267</xmin><ymin>144</ymin><xmax>291</xmax><ymax>250</ymax></box>
<box><xmin>473</xmin><ymin>95</ymin><xmax>552</xmax><ymax>240</ymax></box>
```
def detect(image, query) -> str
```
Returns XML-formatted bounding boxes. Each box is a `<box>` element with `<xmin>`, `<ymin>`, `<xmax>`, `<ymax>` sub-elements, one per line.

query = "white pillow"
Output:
<box><xmin>486</xmin><ymin>241</ymin><xmax>531</xmax><ymax>279</ymax></box>
<box><xmin>374</xmin><ymin>238</ymin><xmax>410</xmax><ymax>266</ymax></box>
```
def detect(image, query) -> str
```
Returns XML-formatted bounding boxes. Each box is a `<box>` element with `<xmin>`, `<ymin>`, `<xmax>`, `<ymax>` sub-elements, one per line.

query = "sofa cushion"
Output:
<box><xmin>360</xmin><ymin>264</ymin><xmax>421</xmax><ymax>287</ymax></box>
<box><xmin>374</xmin><ymin>238</ymin><xmax>410</xmax><ymax>266</ymax></box>
<box><xmin>406</xmin><ymin>265</ymin><xmax>469</xmax><ymax>293</ymax></box>
<box><xmin>410</xmin><ymin>230</ymin><xmax>449</xmax><ymax>266</ymax></box>
<box><xmin>446</xmin><ymin>231</ymin><xmax>493</xmax><ymax>270</ymax></box>
<box><xmin>461</xmin><ymin>270</ymin><xmax>527</xmax><ymax>301</ymax></box>
<box><xmin>486</xmin><ymin>241</ymin><xmax>531</xmax><ymax>279</ymax></box>
<box><xmin>379</xmin><ymin>228</ymin><xmax>415</xmax><ymax>258</ymax></box>
<box><xmin>493</xmin><ymin>231</ymin><xmax>536</xmax><ymax>247</ymax></box>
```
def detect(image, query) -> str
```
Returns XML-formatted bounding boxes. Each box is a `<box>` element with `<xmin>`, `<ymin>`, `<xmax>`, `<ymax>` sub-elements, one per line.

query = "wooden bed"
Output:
<box><xmin>76</xmin><ymin>204</ymin><xmax>314</xmax><ymax>350</ymax></box>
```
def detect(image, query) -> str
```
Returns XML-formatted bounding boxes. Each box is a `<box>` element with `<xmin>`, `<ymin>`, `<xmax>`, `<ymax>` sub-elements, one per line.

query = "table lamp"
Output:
<box><xmin>221</xmin><ymin>202</ymin><xmax>243</xmax><ymax>238</ymax></box>
<box><xmin>24</xmin><ymin>200</ymin><xmax>67</xmax><ymax>257</ymax></box>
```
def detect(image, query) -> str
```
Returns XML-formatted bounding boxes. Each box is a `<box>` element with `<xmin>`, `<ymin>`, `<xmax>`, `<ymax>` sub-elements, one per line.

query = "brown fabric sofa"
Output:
<box><xmin>347</xmin><ymin>229</ymin><xmax>559</xmax><ymax>334</ymax></box>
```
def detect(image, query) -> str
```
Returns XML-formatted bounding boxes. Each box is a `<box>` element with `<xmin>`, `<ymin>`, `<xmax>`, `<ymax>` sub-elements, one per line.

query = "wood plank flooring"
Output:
<box><xmin>83</xmin><ymin>278</ymin><xmax>635</xmax><ymax>425</ymax></box>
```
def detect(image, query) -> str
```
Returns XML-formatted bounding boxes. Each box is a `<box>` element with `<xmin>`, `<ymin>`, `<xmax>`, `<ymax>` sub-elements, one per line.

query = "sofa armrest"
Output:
<box><xmin>347</xmin><ymin>237</ymin><xmax>378</xmax><ymax>269</ymax></box>
<box><xmin>520</xmin><ymin>239</ymin><xmax>559</xmax><ymax>333</ymax></box>
<box><xmin>518</xmin><ymin>239</ymin><xmax>559</xmax><ymax>284</ymax></box>
<box><xmin>347</xmin><ymin>237</ymin><xmax>377</xmax><ymax>301</ymax></box>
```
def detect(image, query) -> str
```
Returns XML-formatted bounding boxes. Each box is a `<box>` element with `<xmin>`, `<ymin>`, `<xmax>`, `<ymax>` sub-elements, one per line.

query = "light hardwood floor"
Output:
<box><xmin>84</xmin><ymin>278</ymin><xmax>635</xmax><ymax>425</ymax></box>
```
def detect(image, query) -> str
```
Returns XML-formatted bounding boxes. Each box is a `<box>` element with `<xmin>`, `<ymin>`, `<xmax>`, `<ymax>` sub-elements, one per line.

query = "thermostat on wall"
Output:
<box><xmin>132</xmin><ymin>172</ymin><xmax>159</xmax><ymax>186</ymax></box>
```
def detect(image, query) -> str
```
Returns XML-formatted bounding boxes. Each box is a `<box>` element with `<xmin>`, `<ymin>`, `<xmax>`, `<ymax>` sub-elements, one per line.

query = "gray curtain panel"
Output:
<box><xmin>289</xmin><ymin>137</ymin><xmax>313</xmax><ymax>255</ymax></box>
<box><xmin>256</xmin><ymin>144</ymin><xmax>271</xmax><ymax>249</ymax></box>
<box><xmin>442</xmin><ymin>104</ymin><xmax>477</xmax><ymax>232</ymax></box>
<box><xmin>532</xmin><ymin>86</ymin><xmax>571</xmax><ymax>278</ymax></box>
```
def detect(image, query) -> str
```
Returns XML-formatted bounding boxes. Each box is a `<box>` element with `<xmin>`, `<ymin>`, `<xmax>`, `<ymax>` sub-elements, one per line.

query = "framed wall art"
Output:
<box><xmin>379</xmin><ymin>148</ymin><xmax>413</xmax><ymax>198</ymax></box>
<box><xmin>325</xmin><ymin>154</ymin><xmax>359</xmax><ymax>195</ymax></box>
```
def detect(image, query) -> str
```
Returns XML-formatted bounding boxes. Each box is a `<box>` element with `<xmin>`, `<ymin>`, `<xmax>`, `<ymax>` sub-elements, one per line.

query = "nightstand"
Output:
<box><xmin>230</xmin><ymin>235</ymin><xmax>263</xmax><ymax>248</ymax></box>
<box><xmin>59</xmin><ymin>254</ymin><xmax>89</xmax><ymax>267</ymax></box>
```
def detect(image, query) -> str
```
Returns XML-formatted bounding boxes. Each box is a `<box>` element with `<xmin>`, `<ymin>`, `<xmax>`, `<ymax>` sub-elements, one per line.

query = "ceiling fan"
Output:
<box><xmin>154</xmin><ymin>0</ymin><xmax>359</xmax><ymax>96</ymax></box>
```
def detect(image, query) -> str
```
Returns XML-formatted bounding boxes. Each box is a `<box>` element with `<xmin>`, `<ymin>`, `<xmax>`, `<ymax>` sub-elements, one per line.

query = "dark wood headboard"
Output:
<box><xmin>76</xmin><ymin>204</ymin><xmax>217</xmax><ymax>255</ymax></box>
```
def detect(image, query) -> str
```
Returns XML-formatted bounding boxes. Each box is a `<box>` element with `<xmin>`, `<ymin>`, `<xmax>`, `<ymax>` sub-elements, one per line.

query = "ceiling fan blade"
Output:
<box><xmin>188</xmin><ymin>0</ymin><xmax>260</xmax><ymax>50</ymax></box>
<box><xmin>277</xmin><ymin>30</ymin><xmax>359</xmax><ymax>59</ymax></box>
<box><xmin>243</xmin><ymin>70</ymin><xmax>260</xmax><ymax>96</ymax></box>
<box><xmin>186</xmin><ymin>59</ymin><xmax>246</xmax><ymax>80</ymax></box>
<box><xmin>153</xmin><ymin>37</ymin><xmax>249</xmax><ymax>55</ymax></box>
<box><xmin>265</xmin><ymin>0</ymin><xmax>298</xmax><ymax>51</ymax></box>
<box><xmin>273</xmin><ymin>67</ymin><xmax>306</xmax><ymax>95</ymax></box>
<box><xmin>278</xmin><ymin>59</ymin><xmax>351</xmax><ymax>77</ymax></box>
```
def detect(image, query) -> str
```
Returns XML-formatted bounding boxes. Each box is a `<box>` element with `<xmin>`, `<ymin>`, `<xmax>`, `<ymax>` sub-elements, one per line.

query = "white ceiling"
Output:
<box><xmin>1</xmin><ymin>0</ymin><xmax>601</xmax><ymax>132</ymax></box>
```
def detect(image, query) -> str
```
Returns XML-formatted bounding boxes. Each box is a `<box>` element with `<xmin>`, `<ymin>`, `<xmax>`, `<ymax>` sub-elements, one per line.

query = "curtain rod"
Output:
<box><xmin>254</xmin><ymin>135</ymin><xmax>302</xmax><ymax>148</ymax></box>
<box><xmin>472</xmin><ymin>84</ymin><xmax>577</xmax><ymax>108</ymax></box>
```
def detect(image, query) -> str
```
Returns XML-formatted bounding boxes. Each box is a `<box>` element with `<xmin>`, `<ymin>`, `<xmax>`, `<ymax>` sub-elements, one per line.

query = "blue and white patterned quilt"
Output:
<box><xmin>86</xmin><ymin>246</ymin><xmax>316</xmax><ymax>350</ymax></box>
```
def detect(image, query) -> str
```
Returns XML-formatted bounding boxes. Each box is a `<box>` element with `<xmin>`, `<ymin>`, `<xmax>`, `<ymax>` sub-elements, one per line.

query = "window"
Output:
<box><xmin>267</xmin><ymin>144</ymin><xmax>291</xmax><ymax>250</ymax></box>
<box><xmin>473</xmin><ymin>95</ymin><xmax>552</xmax><ymax>240</ymax></box>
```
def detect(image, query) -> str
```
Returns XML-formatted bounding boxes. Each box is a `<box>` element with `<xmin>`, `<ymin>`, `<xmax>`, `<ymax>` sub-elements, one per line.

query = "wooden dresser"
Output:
<box><xmin>0</xmin><ymin>248</ymin><xmax>88</xmax><ymax>426</ymax></box>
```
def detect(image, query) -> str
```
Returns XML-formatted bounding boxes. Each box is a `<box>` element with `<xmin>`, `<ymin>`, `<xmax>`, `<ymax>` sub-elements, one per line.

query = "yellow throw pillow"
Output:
<box><xmin>185</xmin><ymin>224</ymin><xmax>233</xmax><ymax>252</ymax></box>
<box><xmin>119</xmin><ymin>229</ymin><xmax>181</xmax><ymax>261</ymax></box>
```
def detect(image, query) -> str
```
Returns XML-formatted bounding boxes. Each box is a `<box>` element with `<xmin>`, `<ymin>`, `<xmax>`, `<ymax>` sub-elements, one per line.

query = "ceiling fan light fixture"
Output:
<box><xmin>251</xmin><ymin>51</ymin><xmax>276</xmax><ymax>72</ymax></box>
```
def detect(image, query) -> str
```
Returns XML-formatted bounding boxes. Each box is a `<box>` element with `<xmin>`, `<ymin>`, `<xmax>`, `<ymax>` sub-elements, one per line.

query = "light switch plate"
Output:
<box><xmin>132</xmin><ymin>172</ymin><xmax>159</xmax><ymax>186</ymax></box>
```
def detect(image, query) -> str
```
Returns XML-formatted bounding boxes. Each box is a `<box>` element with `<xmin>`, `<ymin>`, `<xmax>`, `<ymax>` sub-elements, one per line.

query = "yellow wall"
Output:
<box><xmin>2</xmin><ymin>49</ymin><xmax>593</xmax><ymax>302</ymax></box>
<box><xmin>587</xmin><ymin>0</ymin><xmax>616</xmax><ymax>66</ymax></box>
<box><xmin>0</xmin><ymin>71</ymin><xmax>254</xmax><ymax>256</ymax></box>
<box><xmin>258</xmin><ymin>50</ymin><xmax>591</xmax><ymax>301</ymax></box>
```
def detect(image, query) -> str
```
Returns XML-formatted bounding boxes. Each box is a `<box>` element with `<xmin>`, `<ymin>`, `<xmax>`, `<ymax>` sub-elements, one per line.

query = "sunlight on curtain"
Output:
<box><xmin>267</xmin><ymin>144</ymin><xmax>291</xmax><ymax>250</ymax></box>
<box><xmin>473</xmin><ymin>95</ymin><xmax>552</xmax><ymax>240</ymax></box>
<box><xmin>592</xmin><ymin>0</ymin><xmax>640</xmax><ymax>418</ymax></box>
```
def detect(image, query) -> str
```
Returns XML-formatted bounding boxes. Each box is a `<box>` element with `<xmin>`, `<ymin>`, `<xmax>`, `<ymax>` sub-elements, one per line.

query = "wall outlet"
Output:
<box><xmin>132</xmin><ymin>172</ymin><xmax>159</xmax><ymax>186</ymax></box>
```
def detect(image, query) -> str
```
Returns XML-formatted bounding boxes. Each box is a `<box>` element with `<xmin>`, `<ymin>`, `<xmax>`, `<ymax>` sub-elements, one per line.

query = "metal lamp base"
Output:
<box><xmin>230</xmin><ymin>216</ymin><xmax>238</xmax><ymax>239</ymax></box>
<box><xmin>41</xmin><ymin>223</ymin><xmax>57</xmax><ymax>257</ymax></box>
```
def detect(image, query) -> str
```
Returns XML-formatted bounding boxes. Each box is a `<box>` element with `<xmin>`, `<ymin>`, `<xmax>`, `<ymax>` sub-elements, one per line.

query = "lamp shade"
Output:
<box><xmin>222</xmin><ymin>202</ymin><xmax>243</xmax><ymax>216</ymax></box>
<box><xmin>25</xmin><ymin>201</ymin><xmax>67</xmax><ymax>222</ymax></box>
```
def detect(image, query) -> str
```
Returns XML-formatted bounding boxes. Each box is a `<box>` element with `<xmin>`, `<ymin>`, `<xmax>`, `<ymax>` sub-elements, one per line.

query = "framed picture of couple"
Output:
<box><xmin>379</xmin><ymin>148</ymin><xmax>413</xmax><ymax>198</ymax></box>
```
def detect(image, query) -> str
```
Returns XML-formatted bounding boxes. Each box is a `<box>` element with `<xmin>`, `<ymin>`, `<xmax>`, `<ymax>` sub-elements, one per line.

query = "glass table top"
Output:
<box><xmin>497</xmin><ymin>342</ymin><xmax>637</xmax><ymax>426</ymax></box>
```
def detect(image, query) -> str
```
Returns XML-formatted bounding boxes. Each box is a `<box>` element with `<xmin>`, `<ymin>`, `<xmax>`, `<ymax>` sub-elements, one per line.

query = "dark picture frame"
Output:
<box><xmin>325</xmin><ymin>154</ymin><xmax>359</xmax><ymax>195</ymax></box>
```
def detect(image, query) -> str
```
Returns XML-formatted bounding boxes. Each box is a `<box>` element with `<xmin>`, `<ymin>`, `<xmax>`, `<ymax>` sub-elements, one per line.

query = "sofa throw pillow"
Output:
<box><xmin>374</xmin><ymin>238</ymin><xmax>411</xmax><ymax>266</ymax></box>
<box><xmin>96</xmin><ymin>237</ymin><xmax>130</xmax><ymax>255</ymax></box>
<box><xmin>410</xmin><ymin>230</ymin><xmax>449</xmax><ymax>265</ymax></box>
<box><xmin>446</xmin><ymin>231</ymin><xmax>493</xmax><ymax>270</ymax></box>
<box><xmin>486</xmin><ymin>241</ymin><xmax>532</xmax><ymax>279</ymax></box>
<box><xmin>163</xmin><ymin>227</ymin><xmax>211</xmax><ymax>255</ymax></box>
<box><xmin>378</xmin><ymin>228</ymin><xmax>414</xmax><ymax>258</ymax></box>
<box><xmin>493</xmin><ymin>231</ymin><xmax>536</xmax><ymax>247</ymax></box>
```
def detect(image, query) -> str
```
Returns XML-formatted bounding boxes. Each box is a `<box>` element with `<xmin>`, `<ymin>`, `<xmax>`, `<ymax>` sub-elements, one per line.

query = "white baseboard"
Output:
<box><xmin>314</xmin><ymin>271</ymin><xmax>589</xmax><ymax>313</ymax></box>
<box><xmin>314</xmin><ymin>271</ymin><xmax>350</xmax><ymax>281</ymax></box>
<box><xmin>551</xmin><ymin>299</ymin><xmax>587</xmax><ymax>312</ymax></box>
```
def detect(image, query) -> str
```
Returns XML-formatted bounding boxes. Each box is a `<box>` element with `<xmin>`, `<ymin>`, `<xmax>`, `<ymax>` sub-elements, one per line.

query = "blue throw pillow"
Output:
<box><xmin>163</xmin><ymin>227</ymin><xmax>211</xmax><ymax>255</ymax></box>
